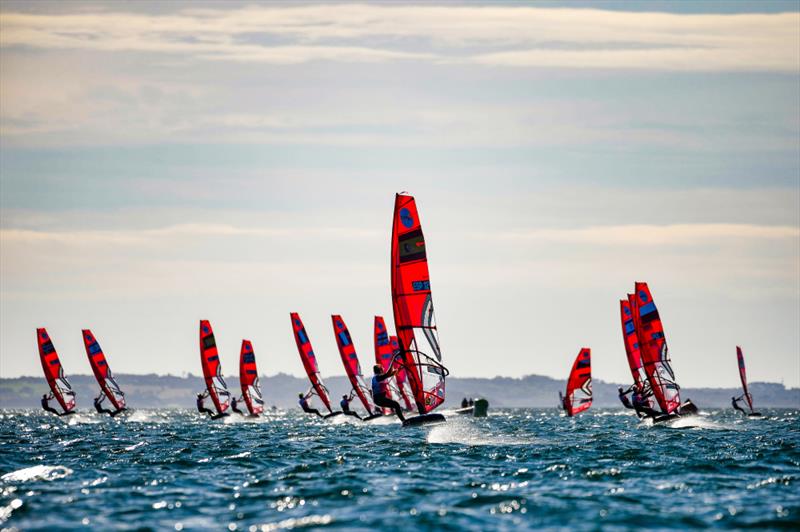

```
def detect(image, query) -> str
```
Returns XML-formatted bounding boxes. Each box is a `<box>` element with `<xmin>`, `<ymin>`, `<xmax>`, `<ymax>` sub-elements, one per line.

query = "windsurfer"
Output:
<box><xmin>41</xmin><ymin>393</ymin><xmax>71</xmax><ymax>416</ymax></box>
<box><xmin>298</xmin><ymin>392</ymin><xmax>323</xmax><ymax>418</ymax></box>
<box><xmin>618</xmin><ymin>386</ymin><xmax>634</xmax><ymax>409</ymax></box>
<box><xmin>632</xmin><ymin>388</ymin><xmax>660</xmax><ymax>419</ymax></box>
<box><xmin>731</xmin><ymin>395</ymin><xmax>747</xmax><ymax>415</ymax></box>
<box><xmin>196</xmin><ymin>392</ymin><xmax>215</xmax><ymax>416</ymax></box>
<box><xmin>340</xmin><ymin>393</ymin><xmax>362</xmax><ymax>419</ymax></box>
<box><xmin>558</xmin><ymin>391</ymin><xmax>568</xmax><ymax>413</ymax></box>
<box><xmin>93</xmin><ymin>393</ymin><xmax>118</xmax><ymax>417</ymax></box>
<box><xmin>231</xmin><ymin>396</ymin><xmax>244</xmax><ymax>415</ymax></box>
<box><xmin>372</xmin><ymin>365</ymin><xmax>405</xmax><ymax>421</ymax></box>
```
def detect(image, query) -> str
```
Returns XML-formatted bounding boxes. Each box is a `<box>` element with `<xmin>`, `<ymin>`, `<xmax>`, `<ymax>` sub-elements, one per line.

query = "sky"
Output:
<box><xmin>1</xmin><ymin>1</ymin><xmax>798</xmax><ymax>388</ymax></box>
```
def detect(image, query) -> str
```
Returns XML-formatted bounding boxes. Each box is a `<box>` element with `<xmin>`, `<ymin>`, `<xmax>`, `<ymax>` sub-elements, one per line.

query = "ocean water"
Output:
<box><xmin>0</xmin><ymin>408</ymin><xmax>797</xmax><ymax>531</ymax></box>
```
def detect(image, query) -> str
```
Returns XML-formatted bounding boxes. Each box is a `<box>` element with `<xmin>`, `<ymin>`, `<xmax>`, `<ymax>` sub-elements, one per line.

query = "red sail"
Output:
<box><xmin>289</xmin><ymin>312</ymin><xmax>333</xmax><ymax>412</ymax></box>
<box><xmin>374</xmin><ymin>316</ymin><xmax>402</xmax><ymax>412</ymax></box>
<box><xmin>564</xmin><ymin>348</ymin><xmax>592</xmax><ymax>416</ymax></box>
<box><xmin>332</xmin><ymin>315</ymin><xmax>374</xmax><ymax>413</ymax></box>
<box><xmin>82</xmin><ymin>329</ymin><xmax>125</xmax><ymax>411</ymax></box>
<box><xmin>390</xmin><ymin>335</ymin><xmax>414</xmax><ymax>410</ymax></box>
<box><xmin>199</xmin><ymin>320</ymin><xmax>231</xmax><ymax>415</ymax></box>
<box><xmin>37</xmin><ymin>328</ymin><xmax>76</xmax><ymax>413</ymax></box>
<box><xmin>390</xmin><ymin>192</ymin><xmax>447</xmax><ymax>414</ymax></box>
<box><xmin>737</xmin><ymin>346</ymin><xmax>755</xmax><ymax>412</ymax></box>
<box><xmin>620</xmin><ymin>299</ymin><xmax>647</xmax><ymax>389</ymax></box>
<box><xmin>239</xmin><ymin>340</ymin><xmax>264</xmax><ymax>416</ymax></box>
<box><xmin>634</xmin><ymin>282</ymin><xmax>681</xmax><ymax>414</ymax></box>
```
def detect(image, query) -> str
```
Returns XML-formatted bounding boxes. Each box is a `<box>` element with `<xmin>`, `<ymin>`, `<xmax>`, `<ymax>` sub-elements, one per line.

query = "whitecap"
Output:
<box><xmin>1</xmin><ymin>465</ymin><xmax>73</xmax><ymax>483</ymax></box>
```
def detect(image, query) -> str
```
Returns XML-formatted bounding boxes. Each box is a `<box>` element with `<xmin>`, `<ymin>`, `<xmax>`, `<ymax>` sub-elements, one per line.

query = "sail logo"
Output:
<box><xmin>412</xmin><ymin>280</ymin><xmax>430</xmax><ymax>291</ymax></box>
<box><xmin>400</xmin><ymin>208</ymin><xmax>414</xmax><ymax>228</ymax></box>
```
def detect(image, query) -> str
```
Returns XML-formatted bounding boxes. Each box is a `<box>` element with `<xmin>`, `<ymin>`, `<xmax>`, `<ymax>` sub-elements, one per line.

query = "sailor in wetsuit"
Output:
<box><xmin>196</xmin><ymin>392</ymin><xmax>215</xmax><ymax>416</ymax></box>
<box><xmin>340</xmin><ymin>393</ymin><xmax>362</xmax><ymax>419</ymax></box>
<box><xmin>93</xmin><ymin>393</ymin><xmax>116</xmax><ymax>416</ymax></box>
<box><xmin>371</xmin><ymin>365</ymin><xmax>405</xmax><ymax>422</ymax></box>
<box><xmin>558</xmin><ymin>391</ymin><xmax>568</xmax><ymax>413</ymax></box>
<box><xmin>731</xmin><ymin>395</ymin><xmax>747</xmax><ymax>415</ymax></box>
<box><xmin>632</xmin><ymin>388</ymin><xmax>660</xmax><ymax>419</ymax></box>
<box><xmin>231</xmin><ymin>396</ymin><xmax>244</xmax><ymax>415</ymax></box>
<box><xmin>618</xmin><ymin>386</ymin><xmax>635</xmax><ymax>410</ymax></box>
<box><xmin>41</xmin><ymin>393</ymin><xmax>72</xmax><ymax>416</ymax></box>
<box><xmin>298</xmin><ymin>392</ymin><xmax>324</xmax><ymax>418</ymax></box>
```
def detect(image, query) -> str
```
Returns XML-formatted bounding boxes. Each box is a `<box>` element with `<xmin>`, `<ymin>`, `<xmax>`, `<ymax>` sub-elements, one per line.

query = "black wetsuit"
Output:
<box><xmin>372</xmin><ymin>374</ymin><xmax>405</xmax><ymax>421</ymax></box>
<box><xmin>231</xmin><ymin>398</ymin><xmax>244</xmax><ymax>415</ymax></box>
<box><xmin>340</xmin><ymin>398</ymin><xmax>362</xmax><ymax>419</ymax></box>
<box><xmin>732</xmin><ymin>397</ymin><xmax>747</xmax><ymax>415</ymax></box>
<box><xmin>94</xmin><ymin>396</ymin><xmax>115</xmax><ymax>416</ymax></box>
<box><xmin>299</xmin><ymin>397</ymin><xmax>323</xmax><ymax>418</ymax></box>
<box><xmin>619</xmin><ymin>388</ymin><xmax>634</xmax><ymax>409</ymax></box>
<box><xmin>632</xmin><ymin>393</ymin><xmax>661</xmax><ymax>418</ymax></box>
<box><xmin>41</xmin><ymin>397</ymin><xmax>66</xmax><ymax>416</ymax></box>
<box><xmin>196</xmin><ymin>396</ymin><xmax>215</xmax><ymax>416</ymax></box>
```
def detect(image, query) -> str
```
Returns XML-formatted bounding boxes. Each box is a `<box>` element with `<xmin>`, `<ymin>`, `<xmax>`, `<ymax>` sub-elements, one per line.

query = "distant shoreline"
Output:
<box><xmin>2</xmin><ymin>373</ymin><xmax>797</xmax><ymax>409</ymax></box>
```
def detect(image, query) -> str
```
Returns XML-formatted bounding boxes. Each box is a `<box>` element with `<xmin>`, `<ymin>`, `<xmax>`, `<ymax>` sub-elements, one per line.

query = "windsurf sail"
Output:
<box><xmin>374</xmin><ymin>316</ymin><xmax>403</xmax><ymax>413</ymax></box>
<box><xmin>239</xmin><ymin>340</ymin><xmax>264</xmax><ymax>416</ymax></box>
<box><xmin>390</xmin><ymin>335</ymin><xmax>414</xmax><ymax>410</ymax></box>
<box><xmin>289</xmin><ymin>312</ymin><xmax>333</xmax><ymax>412</ymax></box>
<box><xmin>564</xmin><ymin>347</ymin><xmax>592</xmax><ymax>416</ymax></box>
<box><xmin>736</xmin><ymin>346</ymin><xmax>755</xmax><ymax>413</ymax></box>
<box><xmin>332</xmin><ymin>315</ymin><xmax>374</xmax><ymax>413</ymax></box>
<box><xmin>82</xmin><ymin>329</ymin><xmax>125</xmax><ymax>411</ymax></box>
<box><xmin>390</xmin><ymin>192</ymin><xmax>448</xmax><ymax>414</ymax></box>
<box><xmin>37</xmin><ymin>328</ymin><xmax>76</xmax><ymax>413</ymax></box>
<box><xmin>199</xmin><ymin>320</ymin><xmax>231</xmax><ymax>415</ymax></box>
<box><xmin>633</xmin><ymin>282</ymin><xmax>681</xmax><ymax>415</ymax></box>
<box><xmin>623</xmin><ymin>295</ymin><xmax>657</xmax><ymax>410</ymax></box>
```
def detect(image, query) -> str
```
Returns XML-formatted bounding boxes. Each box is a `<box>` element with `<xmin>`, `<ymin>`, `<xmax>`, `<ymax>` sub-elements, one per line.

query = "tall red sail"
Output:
<box><xmin>634</xmin><ymin>282</ymin><xmax>681</xmax><ymax>414</ymax></box>
<box><xmin>332</xmin><ymin>315</ymin><xmax>373</xmax><ymax>413</ymax></box>
<box><xmin>620</xmin><ymin>299</ymin><xmax>648</xmax><ymax>389</ymax></box>
<box><xmin>239</xmin><ymin>340</ymin><xmax>264</xmax><ymax>416</ymax></box>
<box><xmin>37</xmin><ymin>328</ymin><xmax>76</xmax><ymax>413</ymax></box>
<box><xmin>289</xmin><ymin>312</ymin><xmax>333</xmax><ymax>412</ymax></box>
<box><xmin>199</xmin><ymin>320</ymin><xmax>231</xmax><ymax>415</ymax></box>
<box><xmin>82</xmin><ymin>329</ymin><xmax>125</xmax><ymax>411</ymax></box>
<box><xmin>390</xmin><ymin>192</ymin><xmax>447</xmax><ymax>414</ymax></box>
<box><xmin>374</xmin><ymin>316</ymin><xmax>402</xmax><ymax>412</ymax></box>
<box><xmin>736</xmin><ymin>346</ymin><xmax>755</xmax><ymax>413</ymax></box>
<box><xmin>390</xmin><ymin>335</ymin><xmax>414</xmax><ymax>410</ymax></box>
<box><xmin>564</xmin><ymin>348</ymin><xmax>592</xmax><ymax>416</ymax></box>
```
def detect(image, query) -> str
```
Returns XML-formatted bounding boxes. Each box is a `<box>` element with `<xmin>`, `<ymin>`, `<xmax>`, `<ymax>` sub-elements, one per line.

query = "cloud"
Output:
<box><xmin>1</xmin><ymin>5</ymin><xmax>797</xmax><ymax>71</ymax></box>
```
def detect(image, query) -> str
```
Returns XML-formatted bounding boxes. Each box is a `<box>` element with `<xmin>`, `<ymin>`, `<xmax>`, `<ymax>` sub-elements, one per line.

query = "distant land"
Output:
<box><xmin>1</xmin><ymin>373</ymin><xmax>797</xmax><ymax>410</ymax></box>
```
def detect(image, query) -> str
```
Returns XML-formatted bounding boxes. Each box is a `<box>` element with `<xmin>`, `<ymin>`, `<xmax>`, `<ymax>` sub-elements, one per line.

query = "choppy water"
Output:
<box><xmin>0</xmin><ymin>408</ymin><xmax>798</xmax><ymax>530</ymax></box>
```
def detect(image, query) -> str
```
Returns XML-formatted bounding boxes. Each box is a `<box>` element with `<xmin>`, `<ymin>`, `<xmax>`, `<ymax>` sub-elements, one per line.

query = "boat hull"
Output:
<box><xmin>453</xmin><ymin>398</ymin><xmax>489</xmax><ymax>417</ymax></box>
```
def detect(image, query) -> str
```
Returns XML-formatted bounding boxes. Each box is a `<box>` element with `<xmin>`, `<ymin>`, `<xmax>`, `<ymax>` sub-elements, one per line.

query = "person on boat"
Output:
<box><xmin>41</xmin><ymin>393</ymin><xmax>71</xmax><ymax>416</ymax></box>
<box><xmin>372</xmin><ymin>364</ymin><xmax>405</xmax><ymax>422</ymax></box>
<box><xmin>461</xmin><ymin>397</ymin><xmax>468</xmax><ymax>408</ymax></box>
<box><xmin>231</xmin><ymin>396</ymin><xmax>244</xmax><ymax>415</ymax></box>
<box><xmin>618</xmin><ymin>386</ymin><xmax>634</xmax><ymax>409</ymax></box>
<box><xmin>340</xmin><ymin>393</ymin><xmax>362</xmax><ymax>419</ymax></box>
<box><xmin>731</xmin><ymin>395</ymin><xmax>747</xmax><ymax>415</ymax></box>
<box><xmin>298</xmin><ymin>392</ymin><xmax>323</xmax><ymax>418</ymax></box>
<box><xmin>468</xmin><ymin>398</ymin><xmax>474</xmax><ymax>407</ymax></box>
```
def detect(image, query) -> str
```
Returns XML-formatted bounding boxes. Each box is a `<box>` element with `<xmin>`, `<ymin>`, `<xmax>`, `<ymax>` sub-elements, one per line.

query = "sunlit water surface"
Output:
<box><xmin>1</xmin><ymin>408</ymin><xmax>798</xmax><ymax>530</ymax></box>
